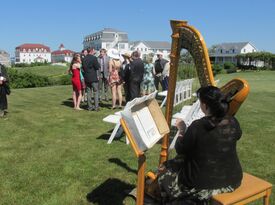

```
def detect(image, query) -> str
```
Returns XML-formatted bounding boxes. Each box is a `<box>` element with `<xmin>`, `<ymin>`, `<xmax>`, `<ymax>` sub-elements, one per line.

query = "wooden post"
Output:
<box><xmin>136</xmin><ymin>155</ymin><xmax>146</xmax><ymax>205</ymax></box>
<box><xmin>120</xmin><ymin>118</ymin><xmax>146</xmax><ymax>205</ymax></box>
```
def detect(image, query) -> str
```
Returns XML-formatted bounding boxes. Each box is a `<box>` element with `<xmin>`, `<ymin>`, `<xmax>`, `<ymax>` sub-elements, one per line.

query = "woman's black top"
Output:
<box><xmin>0</xmin><ymin>64</ymin><xmax>9</xmax><ymax>110</ymax></box>
<box><xmin>175</xmin><ymin>115</ymin><xmax>243</xmax><ymax>189</ymax></box>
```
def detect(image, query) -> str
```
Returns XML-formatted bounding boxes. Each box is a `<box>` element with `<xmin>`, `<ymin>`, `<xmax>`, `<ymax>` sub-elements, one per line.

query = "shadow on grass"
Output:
<box><xmin>97</xmin><ymin>132</ymin><xmax>113</xmax><ymax>141</ymax></box>
<box><xmin>86</xmin><ymin>178</ymin><xmax>135</xmax><ymax>205</ymax></box>
<box><xmin>97</xmin><ymin>127</ymin><xmax>126</xmax><ymax>144</ymax></box>
<box><xmin>108</xmin><ymin>158</ymin><xmax>137</xmax><ymax>174</ymax></box>
<box><xmin>61</xmin><ymin>97</ymin><xmax>113</xmax><ymax>109</ymax></box>
<box><xmin>61</xmin><ymin>98</ymin><xmax>73</xmax><ymax>108</ymax></box>
<box><xmin>99</xmin><ymin>101</ymin><xmax>112</xmax><ymax>109</ymax></box>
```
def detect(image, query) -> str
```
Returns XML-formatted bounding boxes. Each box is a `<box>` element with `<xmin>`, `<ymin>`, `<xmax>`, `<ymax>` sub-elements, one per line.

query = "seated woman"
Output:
<box><xmin>147</xmin><ymin>86</ymin><xmax>243</xmax><ymax>204</ymax></box>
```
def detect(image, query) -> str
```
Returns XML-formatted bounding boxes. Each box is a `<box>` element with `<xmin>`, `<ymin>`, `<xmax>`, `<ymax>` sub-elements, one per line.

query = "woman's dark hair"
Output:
<box><xmin>81</xmin><ymin>49</ymin><xmax>87</xmax><ymax>53</ymax></box>
<box><xmin>197</xmin><ymin>86</ymin><xmax>230</xmax><ymax>119</ymax></box>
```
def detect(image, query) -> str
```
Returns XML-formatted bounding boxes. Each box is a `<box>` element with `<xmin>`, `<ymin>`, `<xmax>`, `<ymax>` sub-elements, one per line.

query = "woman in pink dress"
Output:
<box><xmin>70</xmin><ymin>54</ymin><xmax>83</xmax><ymax>110</ymax></box>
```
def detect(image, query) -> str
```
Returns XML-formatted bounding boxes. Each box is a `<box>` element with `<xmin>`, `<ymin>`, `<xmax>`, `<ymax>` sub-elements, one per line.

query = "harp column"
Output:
<box><xmin>159</xmin><ymin>20</ymin><xmax>187</xmax><ymax>164</ymax></box>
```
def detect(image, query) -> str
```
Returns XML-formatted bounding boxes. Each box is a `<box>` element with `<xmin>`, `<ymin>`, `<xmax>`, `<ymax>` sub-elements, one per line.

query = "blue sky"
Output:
<box><xmin>1</xmin><ymin>0</ymin><xmax>275</xmax><ymax>56</ymax></box>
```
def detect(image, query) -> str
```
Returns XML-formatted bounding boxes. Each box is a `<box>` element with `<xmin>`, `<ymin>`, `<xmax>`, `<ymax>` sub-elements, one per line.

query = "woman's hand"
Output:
<box><xmin>176</xmin><ymin>119</ymin><xmax>186</xmax><ymax>134</ymax></box>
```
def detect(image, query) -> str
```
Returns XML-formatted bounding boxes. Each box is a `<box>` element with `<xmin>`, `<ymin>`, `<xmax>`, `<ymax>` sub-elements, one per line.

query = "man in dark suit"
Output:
<box><xmin>82</xmin><ymin>48</ymin><xmax>100</xmax><ymax>111</ymax></box>
<box><xmin>129</xmin><ymin>51</ymin><xmax>144</xmax><ymax>100</ymax></box>
<box><xmin>97</xmin><ymin>48</ymin><xmax>110</xmax><ymax>101</ymax></box>
<box><xmin>154</xmin><ymin>52</ymin><xmax>168</xmax><ymax>91</ymax></box>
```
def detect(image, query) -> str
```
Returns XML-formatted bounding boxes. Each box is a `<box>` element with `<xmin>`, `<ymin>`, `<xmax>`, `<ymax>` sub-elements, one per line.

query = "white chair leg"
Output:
<box><xmin>160</xmin><ymin>97</ymin><xmax>167</xmax><ymax>108</ymax></box>
<box><xmin>169</xmin><ymin>131</ymin><xmax>179</xmax><ymax>151</ymax></box>
<box><xmin>107</xmin><ymin>123</ymin><xmax>121</xmax><ymax>144</ymax></box>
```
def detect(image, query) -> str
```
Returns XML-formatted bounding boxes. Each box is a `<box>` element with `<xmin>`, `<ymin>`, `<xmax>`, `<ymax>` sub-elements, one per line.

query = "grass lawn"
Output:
<box><xmin>0</xmin><ymin>71</ymin><xmax>274</xmax><ymax>205</ymax></box>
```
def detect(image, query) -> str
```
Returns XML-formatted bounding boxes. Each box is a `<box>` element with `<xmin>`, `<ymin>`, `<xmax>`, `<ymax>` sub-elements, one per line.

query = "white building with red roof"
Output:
<box><xmin>15</xmin><ymin>43</ymin><xmax>51</xmax><ymax>64</ymax></box>
<box><xmin>51</xmin><ymin>44</ymin><xmax>75</xmax><ymax>63</ymax></box>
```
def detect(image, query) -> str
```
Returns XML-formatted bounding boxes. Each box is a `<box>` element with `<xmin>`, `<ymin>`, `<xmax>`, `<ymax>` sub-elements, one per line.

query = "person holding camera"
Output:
<box><xmin>0</xmin><ymin>63</ymin><xmax>10</xmax><ymax>118</ymax></box>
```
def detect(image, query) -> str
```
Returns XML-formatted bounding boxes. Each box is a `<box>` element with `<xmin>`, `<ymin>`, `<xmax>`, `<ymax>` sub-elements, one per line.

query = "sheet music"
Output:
<box><xmin>132</xmin><ymin>106</ymin><xmax>161</xmax><ymax>149</ymax></box>
<box><xmin>121</xmin><ymin>90</ymin><xmax>166</xmax><ymax>152</ymax></box>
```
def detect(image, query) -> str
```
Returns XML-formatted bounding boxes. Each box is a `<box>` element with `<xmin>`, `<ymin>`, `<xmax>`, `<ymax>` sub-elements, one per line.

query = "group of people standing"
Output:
<box><xmin>69</xmin><ymin>47</ymin><xmax>170</xmax><ymax>111</ymax></box>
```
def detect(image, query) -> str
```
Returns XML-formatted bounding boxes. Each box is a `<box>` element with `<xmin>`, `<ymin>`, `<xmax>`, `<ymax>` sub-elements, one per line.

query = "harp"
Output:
<box><xmin>159</xmin><ymin>20</ymin><xmax>250</xmax><ymax>164</ymax></box>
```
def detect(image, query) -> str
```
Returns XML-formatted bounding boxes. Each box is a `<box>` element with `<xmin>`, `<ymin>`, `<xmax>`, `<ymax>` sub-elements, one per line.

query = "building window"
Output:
<box><xmin>220</xmin><ymin>49</ymin><xmax>223</xmax><ymax>53</ymax></box>
<box><xmin>243</xmin><ymin>49</ymin><xmax>246</xmax><ymax>53</ymax></box>
<box><xmin>119</xmin><ymin>44</ymin><xmax>125</xmax><ymax>49</ymax></box>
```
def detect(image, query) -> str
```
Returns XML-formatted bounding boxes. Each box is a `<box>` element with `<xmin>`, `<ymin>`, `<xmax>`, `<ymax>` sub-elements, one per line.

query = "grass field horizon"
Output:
<box><xmin>0</xmin><ymin>70</ymin><xmax>274</xmax><ymax>205</ymax></box>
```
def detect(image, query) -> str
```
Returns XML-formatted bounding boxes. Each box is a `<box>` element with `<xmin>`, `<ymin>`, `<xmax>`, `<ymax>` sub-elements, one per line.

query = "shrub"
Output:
<box><xmin>7</xmin><ymin>68</ymin><xmax>52</xmax><ymax>88</ymax></box>
<box><xmin>226</xmin><ymin>67</ymin><xmax>237</xmax><ymax>74</ymax></box>
<box><xmin>50</xmin><ymin>74</ymin><xmax>71</xmax><ymax>86</ymax></box>
<box><xmin>177</xmin><ymin>64</ymin><xmax>197</xmax><ymax>80</ymax></box>
<box><xmin>220</xmin><ymin>62</ymin><xmax>237</xmax><ymax>74</ymax></box>
<box><xmin>13</xmin><ymin>62</ymin><xmax>50</xmax><ymax>68</ymax></box>
<box><xmin>212</xmin><ymin>64</ymin><xmax>224</xmax><ymax>75</ymax></box>
<box><xmin>223</xmin><ymin>62</ymin><xmax>235</xmax><ymax>70</ymax></box>
<box><xmin>59</xmin><ymin>75</ymin><xmax>71</xmax><ymax>85</ymax></box>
